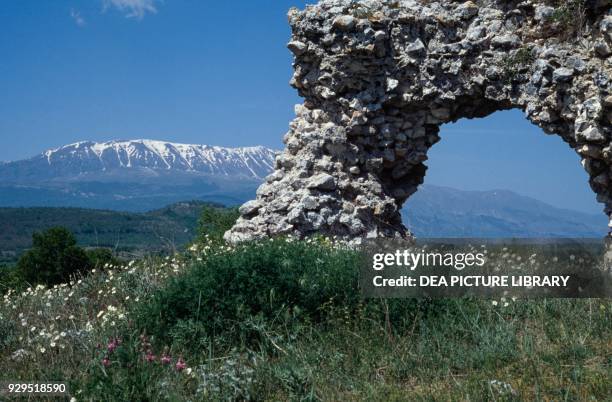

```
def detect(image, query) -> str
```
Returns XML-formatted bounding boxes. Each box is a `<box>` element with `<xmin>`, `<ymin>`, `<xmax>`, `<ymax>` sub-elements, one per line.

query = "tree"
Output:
<box><xmin>17</xmin><ymin>227</ymin><xmax>92</xmax><ymax>286</ymax></box>
<box><xmin>197</xmin><ymin>205</ymin><xmax>239</xmax><ymax>243</ymax></box>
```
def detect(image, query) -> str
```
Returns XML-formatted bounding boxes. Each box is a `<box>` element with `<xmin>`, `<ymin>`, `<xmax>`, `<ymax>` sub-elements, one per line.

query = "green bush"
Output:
<box><xmin>16</xmin><ymin>227</ymin><xmax>92</xmax><ymax>286</ymax></box>
<box><xmin>86</xmin><ymin>247</ymin><xmax>119</xmax><ymax>269</ymax></box>
<box><xmin>196</xmin><ymin>205</ymin><xmax>239</xmax><ymax>242</ymax></box>
<box><xmin>0</xmin><ymin>264</ymin><xmax>24</xmax><ymax>293</ymax></box>
<box><xmin>136</xmin><ymin>239</ymin><xmax>363</xmax><ymax>347</ymax></box>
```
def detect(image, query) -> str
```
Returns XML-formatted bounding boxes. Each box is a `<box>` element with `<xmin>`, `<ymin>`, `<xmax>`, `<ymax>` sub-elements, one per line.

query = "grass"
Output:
<box><xmin>0</xmin><ymin>237</ymin><xmax>610</xmax><ymax>401</ymax></box>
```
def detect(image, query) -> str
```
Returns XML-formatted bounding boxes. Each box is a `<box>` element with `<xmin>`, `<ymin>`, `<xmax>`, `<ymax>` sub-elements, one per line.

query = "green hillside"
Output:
<box><xmin>0</xmin><ymin>201</ymin><xmax>214</xmax><ymax>263</ymax></box>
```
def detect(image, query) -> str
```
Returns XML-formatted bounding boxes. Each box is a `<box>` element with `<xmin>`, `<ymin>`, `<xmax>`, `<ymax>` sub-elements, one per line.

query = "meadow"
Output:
<box><xmin>1</xmin><ymin>232</ymin><xmax>610</xmax><ymax>401</ymax></box>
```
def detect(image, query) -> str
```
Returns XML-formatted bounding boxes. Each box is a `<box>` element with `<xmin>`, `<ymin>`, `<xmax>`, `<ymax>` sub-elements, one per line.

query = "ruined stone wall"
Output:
<box><xmin>226</xmin><ymin>0</ymin><xmax>612</xmax><ymax>243</ymax></box>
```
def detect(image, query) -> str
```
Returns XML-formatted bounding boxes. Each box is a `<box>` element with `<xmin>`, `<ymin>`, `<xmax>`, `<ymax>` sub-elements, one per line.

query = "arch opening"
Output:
<box><xmin>401</xmin><ymin>109</ymin><xmax>607</xmax><ymax>238</ymax></box>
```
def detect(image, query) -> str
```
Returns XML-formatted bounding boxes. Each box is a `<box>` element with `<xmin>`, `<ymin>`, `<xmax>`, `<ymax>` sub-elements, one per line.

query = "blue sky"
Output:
<box><xmin>0</xmin><ymin>0</ymin><xmax>603</xmax><ymax>214</ymax></box>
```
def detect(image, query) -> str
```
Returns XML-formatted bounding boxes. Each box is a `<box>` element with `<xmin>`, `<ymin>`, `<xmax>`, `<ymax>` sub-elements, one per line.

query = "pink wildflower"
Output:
<box><xmin>145</xmin><ymin>351</ymin><xmax>156</xmax><ymax>362</ymax></box>
<box><xmin>175</xmin><ymin>357</ymin><xmax>186</xmax><ymax>371</ymax></box>
<box><xmin>161</xmin><ymin>355</ymin><xmax>172</xmax><ymax>365</ymax></box>
<box><xmin>102</xmin><ymin>357</ymin><xmax>111</xmax><ymax>367</ymax></box>
<box><xmin>107</xmin><ymin>340</ymin><xmax>118</xmax><ymax>353</ymax></box>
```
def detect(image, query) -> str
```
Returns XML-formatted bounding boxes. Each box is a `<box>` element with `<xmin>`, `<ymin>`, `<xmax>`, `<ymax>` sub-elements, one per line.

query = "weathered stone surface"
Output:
<box><xmin>534</xmin><ymin>6</ymin><xmax>554</xmax><ymax>21</ymax></box>
<box><xmin>287</xmin><ymin>41</ymin><xmax>307</xmax><ymax>55</ymax></box>
<box><xmin>332</xmin><ymin>15</ymin><xmax>355</xmax><ymax>31</ymax></box>
<box><xmin>307</xmin><ymin>173</ymin><xmax>337</xmax><ymax>191</ymax></box>
<box><xmin>225</xmin><ymin>0</ymin><xmax>612</xmax><ymax>244</ymax></box>
<box><xmin>552</xmin><ymin>68</ymin><xmax>574</xmax><ymax>83</ymax></box>
<box><xmin>238</xmin><ymin>200</ymin><xmax>261</xmax><ymax>217</ymax></box>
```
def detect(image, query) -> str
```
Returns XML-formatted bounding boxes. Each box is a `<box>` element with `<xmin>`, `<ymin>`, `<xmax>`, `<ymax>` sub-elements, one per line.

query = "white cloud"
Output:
<box><xmin>70</xmin><ymin>8</ymin><xmax>86</xmax><ymax>27</ymax></box>
<box><xmin>103</xmin><ymin>0</ymin><xmax>159</xmax><ymax>19</ymax></box>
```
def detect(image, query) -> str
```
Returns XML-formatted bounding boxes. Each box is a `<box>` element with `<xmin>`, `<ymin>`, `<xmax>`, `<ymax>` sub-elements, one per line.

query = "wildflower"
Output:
<box><xmin>102</xmin><ymin>357</ymin><xmax>110</xmax><ymax>367</ymax></box>
<box><xmin>161</xmin><ymin>355</ymin><xmax>172</xmax><ymax>365</ymax></box>
<box><xmin>11</xmin><ymin>349</ymin><xmax>29</xmax><ymax>362</ymax></box>
<box><xmin>50</xmin><ymin>342</ymin><xmax>56</xmax><ymax>348</ymax></box>
<box><xmin>40</xmin><ymin>347</ymin><xmax>46</xmax><ymax>353</ymax></box>
<box><xmin>491</xmin><ymin>300</ymin><xmax>498</xmax><ymax>306</ymax></box>
<box><xmin>175</xmin><ymin>357</ymin><xmax>186</xmax><ymax>371</ymax></box>
<box><xmin>107</xmin><ymin>339</ymin><xmax>118</xmax><ymax>353</ymax></box>
<box><xmin>145</xmin><ymin>351</ymin><xmax>156</xmax><ymax>362</ymax></box>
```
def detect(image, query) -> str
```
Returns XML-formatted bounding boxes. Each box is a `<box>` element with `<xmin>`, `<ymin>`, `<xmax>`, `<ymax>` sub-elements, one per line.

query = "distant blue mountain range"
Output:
<box><xmin>403</xmin><ymin>185</ymin><xmax>606</xmax><ymax>238</ymax></box>
<box><xmin>0</xmin><ymin>140</ymin><xmax>606</xmax><ymax>238</ymax></box>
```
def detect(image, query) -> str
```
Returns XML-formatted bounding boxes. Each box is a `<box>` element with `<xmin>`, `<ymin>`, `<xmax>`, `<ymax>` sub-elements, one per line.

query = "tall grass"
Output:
<box><xmin>0</xmin><ymin>238</ymin><xmax>610</xmax><ymax>401</ymax></box>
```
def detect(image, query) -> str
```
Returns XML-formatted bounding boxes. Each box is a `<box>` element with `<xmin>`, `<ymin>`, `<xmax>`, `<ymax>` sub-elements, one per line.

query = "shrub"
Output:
<box><xmin>136</xmin><ymin>239</ymin><xmax>363</xmax><ymax>347</ymax></box>
<box><xmin>86</xmin><ymin>247</ymin><xmax>119</xmax><ymax>269</ymax></box>
<box><xmin>16</xmin><ymin>227</ymin><xmax>92</xmax><ymax>286</ymax></box>
<box><xmin>0</xmin><ymin>264</ymin><xmax>24</xmax><ymax>293</ymax></box>
<box><xmin>197</xmin><ymin>205</ymin><xmax>239</xmax><ymax>243</ymax></box>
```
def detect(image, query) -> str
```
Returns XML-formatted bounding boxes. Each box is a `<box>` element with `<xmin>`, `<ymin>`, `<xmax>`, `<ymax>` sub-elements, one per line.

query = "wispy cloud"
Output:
<box><xmin>103</xmin><ymin>0</ymin><xmax>159</xmax><ymax>19</ymax></box>
<box><xmin>70</xmin><ymin>8</ymin><xmax>86</xmax><ymax>27</ymax></box>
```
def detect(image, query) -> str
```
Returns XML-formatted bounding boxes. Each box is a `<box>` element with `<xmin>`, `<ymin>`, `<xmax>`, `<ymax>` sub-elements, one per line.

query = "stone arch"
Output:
<box><xmin>225</xmin><ymin>0</ymin><xmax>612</xmax><ymax>243</ymax></box>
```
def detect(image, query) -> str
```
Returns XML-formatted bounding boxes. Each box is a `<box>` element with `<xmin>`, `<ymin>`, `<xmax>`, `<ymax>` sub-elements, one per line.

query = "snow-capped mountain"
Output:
<box><xmin>0</xmin><ymin>140</ymin><xmax>606</xmax><ymax>236</ymax></box>
<box><xmin>0</xmin><ymin>140</ymin><xmax>277</xmax><ymax>182</ymax></box>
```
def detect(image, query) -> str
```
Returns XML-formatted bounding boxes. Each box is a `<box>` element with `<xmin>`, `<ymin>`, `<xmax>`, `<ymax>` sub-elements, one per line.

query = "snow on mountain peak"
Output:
<box><xmin>35</xmin><ymin>139</ymin><xmax>278</xmax><ymax>179</ymax></box>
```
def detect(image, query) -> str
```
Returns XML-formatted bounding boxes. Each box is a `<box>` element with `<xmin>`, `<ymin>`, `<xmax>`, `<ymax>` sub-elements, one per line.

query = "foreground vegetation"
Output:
<box><xmin>1</xmin><ymin>232</ymin><xmax>610</xmax><ymax>401</ymax></box>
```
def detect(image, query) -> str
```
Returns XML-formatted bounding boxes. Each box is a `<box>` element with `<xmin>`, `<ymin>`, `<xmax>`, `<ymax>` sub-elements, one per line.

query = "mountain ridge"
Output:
<box><xmin>403</xmin><ymin>185</ymin><xmax>606</xmax><ymax>238</ymax></box>
<box><xmin>0</xmin><ymin>139</ymin><xmax>607</xmax><ymax>238</ymax></box>
<box><xmin>0</xmin><ymin>139</ymin><xmax>278</xmax><ymax>182</ymax></box>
